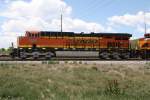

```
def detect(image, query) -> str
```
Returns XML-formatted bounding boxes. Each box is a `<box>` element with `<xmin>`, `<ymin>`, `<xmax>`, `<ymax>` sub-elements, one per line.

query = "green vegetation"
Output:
<box><xmin>0</xmin><ymin>48</ymin><xmax>12</xmax><ymax>55</ymax></box>
<box><xmin>0</xmin><ymin>62</ymin><xmax>150</xmax><ymax>100</ymax></box>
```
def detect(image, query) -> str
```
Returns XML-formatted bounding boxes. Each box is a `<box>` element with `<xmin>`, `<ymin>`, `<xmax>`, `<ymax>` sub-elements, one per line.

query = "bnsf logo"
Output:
<box><xmin>74</xmin><ymin>39</ymin><xmax>98</xmax><ymax>44</ymax></box>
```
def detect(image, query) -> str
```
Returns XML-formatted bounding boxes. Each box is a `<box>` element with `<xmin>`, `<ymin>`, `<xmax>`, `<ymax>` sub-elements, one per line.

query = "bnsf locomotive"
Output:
<box><xmin>137</xmin><ymin>34</ymin><xmax>150</xmax><ymax>59</ymax></box>
<box><xmin>10</xmin><ymin>31</ymin><xmax>150</xmax><ymax>59</ymax></box>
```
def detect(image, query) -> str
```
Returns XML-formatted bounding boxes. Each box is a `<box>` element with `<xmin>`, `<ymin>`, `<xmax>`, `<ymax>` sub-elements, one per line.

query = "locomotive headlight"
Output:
<box><xmin>28</xmin><ymin>48</ymin><xmax>31</xmax><ymax>49</ymax></box>
<box><xmin>19</xmin><ymin>48</ymin><xmax>23</xmax><ymax>49</ymax></box>
<box><xmin>42</xmin><ymin>48</ymin><xmax>46</xmax><ymax>50</ymax></box>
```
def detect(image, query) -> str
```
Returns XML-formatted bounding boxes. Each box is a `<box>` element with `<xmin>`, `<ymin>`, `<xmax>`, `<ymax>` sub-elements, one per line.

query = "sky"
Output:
<box><xmin>0</xmin><ymin>0</ymin><xmax>150</xmax><ymax>48</ymax></box>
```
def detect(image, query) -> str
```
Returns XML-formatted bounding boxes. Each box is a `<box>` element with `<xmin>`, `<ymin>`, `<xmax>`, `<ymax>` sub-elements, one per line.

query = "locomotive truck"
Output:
<box><xmin>10</xmin><ymin>31</ymin><xmax>150</xmax><ymax>60</ymax></box>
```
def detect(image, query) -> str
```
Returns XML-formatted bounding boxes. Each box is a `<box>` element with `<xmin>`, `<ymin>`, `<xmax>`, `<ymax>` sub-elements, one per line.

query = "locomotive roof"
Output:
<box><xmin>27</xmin><ymin>31</ymin><xmax>132</xmax><ymax>37</ymax></box>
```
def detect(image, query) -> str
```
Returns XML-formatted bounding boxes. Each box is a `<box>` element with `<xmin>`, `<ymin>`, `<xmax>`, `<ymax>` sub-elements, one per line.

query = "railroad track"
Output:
<box><xmin>0</xmin><ymin>56</ymin><xmax>149</xmax><ymax>61</ymax></box>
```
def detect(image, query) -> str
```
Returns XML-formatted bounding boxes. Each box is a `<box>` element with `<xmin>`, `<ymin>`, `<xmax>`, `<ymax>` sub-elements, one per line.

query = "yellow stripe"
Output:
<box><xmin>19</xmin><ymin>45</ymin><xmax>128</xmax><ymax>49</ymax></box>
<box><xmin>19</xmin><ymin>45</ymin><xmax>32</xmax><ymax>48</ymax></box>
<box><xmin>19</xmin><ymin>45</ymin><xmax>102</xmax><ymax>48</ymax></box>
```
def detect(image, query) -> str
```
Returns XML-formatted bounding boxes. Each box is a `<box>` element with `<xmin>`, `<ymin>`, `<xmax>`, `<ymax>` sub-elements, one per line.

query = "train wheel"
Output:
<box><xmin>111</xmin><ymin>52</ymin><xmax>121</xmax><ymax>60</ymax></box>
<box><xmin>121</xmin><ymin>53</ymin><xmax>130</xmax><ymax>60</ymax></box>
<box><xmin>99</xmin><ymin>52</ymin><xmax>110</xmax><ymax>60</ymax></box>
<box><xmin>140</xmin><ymin>51</ymin><xmax>148</xmax><ymax>60</ymax></box>
<box><xmin>20</xmin><ymin>52</ymin><xmax>27</xmax><ymax>60</ymax></box>
<box><xmin>45</xmin><ymin>52</ymin><xmax>52</xmax><ymax>60</ymax></box>
<box><xmin>32</xmin><ymin>52</ymin><xmax>39</xmax><ymax>60</ymax></box>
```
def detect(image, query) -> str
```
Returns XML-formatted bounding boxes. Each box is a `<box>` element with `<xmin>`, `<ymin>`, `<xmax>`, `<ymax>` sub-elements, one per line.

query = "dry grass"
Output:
<box><xmin>0</xmin><ymin>62</ymin><xmax>150</xmax><ymax>100</ymax></box>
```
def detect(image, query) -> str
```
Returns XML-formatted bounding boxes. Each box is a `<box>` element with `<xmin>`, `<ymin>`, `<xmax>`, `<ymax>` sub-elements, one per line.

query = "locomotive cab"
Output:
<box><xmin>25</xmin><ymin>31</ymin><xmax>40</xmax><ymax>49</ymax></box>
<box><xmin>144</xmin><ymin>33</ymin><xmax>150</xmax><ymax>38</ymax></box>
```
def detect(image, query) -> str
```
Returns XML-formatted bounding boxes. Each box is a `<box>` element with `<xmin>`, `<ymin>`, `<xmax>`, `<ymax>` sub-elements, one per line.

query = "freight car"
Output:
<box><xmin>10</xmin><ymin>31</ymin><xmax>133</xmax><ymax>59</ymax></box>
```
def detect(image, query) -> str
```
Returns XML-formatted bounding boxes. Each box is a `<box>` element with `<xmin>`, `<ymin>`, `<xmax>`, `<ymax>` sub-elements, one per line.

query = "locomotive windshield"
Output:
<box><xmin>26</xmin><ymin>31</ymin><xmax>40</xmax><ymax>38</ymax></box>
